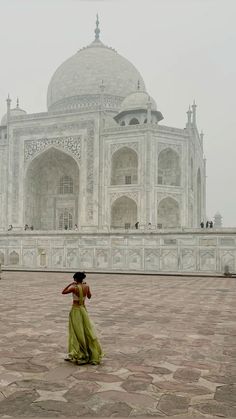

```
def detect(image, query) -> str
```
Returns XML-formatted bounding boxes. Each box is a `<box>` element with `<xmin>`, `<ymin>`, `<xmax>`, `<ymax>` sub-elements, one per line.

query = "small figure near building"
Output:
<box><xmin>209</xmin><ymin>221</ymin><xmax>213</xmax><ymax>228</ymax></box>
<box><xmin>200</xmin><ymin>221</ymin><xmax>204</xmax><ymax>228</ymax></box>
<box><xmin>135</xmin><ymin>221</ymin><xmax>139</xmax><ymax>229</ymax></box>
<box><xmin>7</xmin><ymin>224</ymin><xmax>13</xmax><ymax>231</ymax></box>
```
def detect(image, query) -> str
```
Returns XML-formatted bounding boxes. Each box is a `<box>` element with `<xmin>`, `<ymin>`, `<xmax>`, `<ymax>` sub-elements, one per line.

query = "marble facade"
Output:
<box><xmin>0</xmin><ymin>230</ymin><xmax>235</xmax><ymax>274</ymax></box>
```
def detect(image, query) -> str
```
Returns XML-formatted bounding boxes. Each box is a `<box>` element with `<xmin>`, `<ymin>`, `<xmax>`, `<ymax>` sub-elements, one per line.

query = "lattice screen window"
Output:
<box><xmin>59</xmin><ymin>175</ymin><xmax>73</xmax><ymax>194</ymax></box>
<box><xmin>59</xmin><ymin>210</ymin><xmax>73</xmax><ymax>230</ymax></box>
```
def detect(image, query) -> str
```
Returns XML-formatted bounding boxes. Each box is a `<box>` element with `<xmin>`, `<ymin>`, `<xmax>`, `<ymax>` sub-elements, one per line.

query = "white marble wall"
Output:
<box><xmin>0</xmin><ymin>230</ymin><xmax>235</xmax><ymax>274</ymax></box>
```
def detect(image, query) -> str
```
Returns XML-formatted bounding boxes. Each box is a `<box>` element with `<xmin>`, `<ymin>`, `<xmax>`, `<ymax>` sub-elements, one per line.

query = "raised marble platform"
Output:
<box><xmin>0</xmin><ymin>228</ymin><xmax>235</xmax><ymax>274</ymax></box>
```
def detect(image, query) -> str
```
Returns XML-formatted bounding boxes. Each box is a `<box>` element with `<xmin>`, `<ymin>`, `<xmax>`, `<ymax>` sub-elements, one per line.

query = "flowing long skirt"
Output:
<box><xmin>68</xmin><ymin>305</ymin><xmax>103</xmax><ymax>364</ymax></box>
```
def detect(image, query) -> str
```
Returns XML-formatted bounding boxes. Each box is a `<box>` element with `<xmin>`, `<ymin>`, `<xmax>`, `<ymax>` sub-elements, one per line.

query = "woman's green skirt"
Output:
<box><xmin>68</xmin><ymin>305</ymin><xmax>103</xmax><ymax>365</ymax></box>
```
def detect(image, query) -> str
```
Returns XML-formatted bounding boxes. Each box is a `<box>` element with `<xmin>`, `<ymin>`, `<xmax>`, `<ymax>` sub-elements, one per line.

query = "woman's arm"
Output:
<box><xmin>87</xmin><ymin>285</ymin><xmax>92</xmax><ymax>299</ymax></box>
<box><xmin>62</xmin><ymin>282</ymin><xmax>76</xmax><ymax>294</ymax></box>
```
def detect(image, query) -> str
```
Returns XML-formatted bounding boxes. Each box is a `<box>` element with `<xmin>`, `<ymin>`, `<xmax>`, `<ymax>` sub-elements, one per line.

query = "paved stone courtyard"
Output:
<box><xmin>0</xmin><ymin>272</ymin><xmax>236</xmax><ymax>418</ymax></box>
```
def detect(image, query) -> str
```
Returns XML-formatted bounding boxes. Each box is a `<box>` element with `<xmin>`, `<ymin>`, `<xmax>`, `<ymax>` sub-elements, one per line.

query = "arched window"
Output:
<box><xmin>59</xmin><ymin>210</ymin><xmax>73</xmax><ymax>230</ymax></box>
<box><xmin>59</xmin><ymin>175</ymin><xmax>73</xmax><ymax>194</ymax></box>
<box><xmin>157</xmin><ymin>197</ymin><xmax>180</xmax><ymax>228</ymax></box>
<box><xmin>9</xmin><ymin>251</ymin><xmax>19</xmax><ymax>265</ymax></box>
<box><xmin>158</xmin><ymin>148</ymin><xmax>181</xmax><ymax>186</ymax></box>
<box><xmin>129</xmin><ymin>118</ymin><xmax>139</xmax><ymax>125</ymax></box>
<box><xmin>111</xmin><ymin>196</ymin><xmax>137</xmax><ymax>229</ymax></box>
<box><xmin>111</xmin><ymin>147</ymin><xmax>138</xmax><ymax>185</ymax></box>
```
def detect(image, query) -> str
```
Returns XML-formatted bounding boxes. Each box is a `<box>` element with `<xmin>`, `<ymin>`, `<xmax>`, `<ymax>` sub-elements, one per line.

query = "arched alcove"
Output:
<box><xmin>111</xmin><ymin>147</ymin><xmax>138</xmax><ymax>185</ymax></box>
<box><xmin>197</xmin><ymin>168</ymin><xmax>202</xmax><ymax>225</ymax></box>
<box><xmin>157</xmin><ymin>197</ymin><xmax>180</xmax><ymax>228</ymax></box>
<box><xmin>111</xmin><ymin>196</ymin><xmax>137</xmax><ymax>229</ymax></box>
<box><xmin>24</xmin><ymin>148</ymin><xmax>80</xmax><ymax>230</ymax></box>
<box><xmin>129</xmin><ymin>118</ymin><xmax>139</xmax><ymax>125</ymax></box>
<box><xmin>158</xmin><ymin>148</ymin><xmax>181</xmax><ymax>186</ymax></box>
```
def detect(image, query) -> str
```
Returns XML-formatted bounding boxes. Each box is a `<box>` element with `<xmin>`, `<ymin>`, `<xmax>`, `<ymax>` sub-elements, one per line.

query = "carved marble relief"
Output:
<box><xmin>111</xmin><ymin>142</ymin><xmax>139</xmax><ymax>155</ymax></box>
<box><xmin>127</xmin><ymin>249</ymin><xmax>142</xmax><ymax>270</ymax></box>
<box><xmin>161</xmin><ymin>249</ymin><xmax>178</xmax><ymax>271</ymax></box>
<box><xmin>220</xmin><ymin>250</ymin><xmax>235</xmax><ymax>272</ymax></box>
<box><xmin>79</xmin><ymin>248</ymin><xmax>94</xmax><ymax>269</ymax></box>
<box><xmin>200</xmin><ymin>250</ymin><xmax>216</xmax><ymax>271</ymax></box>
<box><xmin>111</xmin><ymin>248</ymin><xmax>124</xmax><ymax>268</ymax></box>
<box><xmin>23</xmin><ymin>248</ymin><xmax>36</xmax><ymax>267</ymax></box>
<box><xmin>96</xmin><ymin>249</ymin><xmax>109</xmax><ymax>268</ymax></box>
<box><xmin>9</xmin><ymin>250</ymin><xmax>20</xmax><ymax>265</ymax></box>
<box><xmin>51</xmin><ymin>248</ymin><xmax>64</xmax><ymax>267</ymax></box>
<box><xmin>144</xmin><ymin>249</ymin><xmax>160</xmax><ymax>270</ymax></box>
<box><xmin>66</xmin><ymin>248</ymin><xmax>78</xmax><ymax>268</ymax></box>
<box><xmin>181</xmin><ymin>249</ymin><xmax>196</xmax><ymax>271</ymax></box>
<box><xmin>24</xmin><ymin>136</ymin><xmax>81</xmax><ymax>163</ymax></box>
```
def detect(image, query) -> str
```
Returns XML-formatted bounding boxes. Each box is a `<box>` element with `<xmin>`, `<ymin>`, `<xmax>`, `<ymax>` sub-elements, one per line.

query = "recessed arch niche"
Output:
<box><xmin>24</xmin><ymin>147</ymin><xmax>80</xmax><ymax>230</ymax></box>
<box><xmin>157</xmin><ymin>197</ymin><xmax>180</xmax><ymax>228</ymax></box>
<box><xmin>111</xmin><ymin>196</ymin><xmax>137</xmax><ymax>229</ymax></box>
<box><xmin>158</xmin><ymin>148</ymin><xmax>181</xmax><ymax>186</ymax></box>
<box><xmin>111</xmin><ymin>147</ymin><xmax>138</xmax><ymax>185</ymax></box>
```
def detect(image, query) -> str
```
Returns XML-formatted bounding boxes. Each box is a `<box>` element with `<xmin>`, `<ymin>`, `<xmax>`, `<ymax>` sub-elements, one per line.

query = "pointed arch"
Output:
<box><xmin>111</xmin><ymin>196</ymin><xmax>137</xmax><ymax>229</ymax></box>
<box><xmin>111</xmin><ymin>147</ymin><xmax>138</xmax><ymax>185</ymax></box>
<box><xmin>129</xmin><ymin>118</ymin><xmax>139</xmax><ymax>125</ymax></box>
<box><xmin>24</xmin><ymin>147</ymin><xmax>80</xmax><ymax>230</ymax></box>
<box><xmin>158</xmin><ymin>148</ymin><xmax>181</xmax><ymax>186</ymax></box>
<box><xmin>157</xmin><ymin>197</ymin><xmax>180</xmax><ymax>228</ymax></box>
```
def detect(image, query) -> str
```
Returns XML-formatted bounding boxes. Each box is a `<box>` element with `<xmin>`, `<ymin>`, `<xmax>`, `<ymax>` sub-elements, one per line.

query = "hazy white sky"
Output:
<box><xmin>0</xmin><ymin>0</ymin><xmax>235</xmax><ymax>226</ymax></box>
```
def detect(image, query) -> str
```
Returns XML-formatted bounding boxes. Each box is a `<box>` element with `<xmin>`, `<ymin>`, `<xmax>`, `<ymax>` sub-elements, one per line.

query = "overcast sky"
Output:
<box><xmin>0</xmin><ymin>0</ymin><xmax>235</xmax><ymax>226</ymax></box>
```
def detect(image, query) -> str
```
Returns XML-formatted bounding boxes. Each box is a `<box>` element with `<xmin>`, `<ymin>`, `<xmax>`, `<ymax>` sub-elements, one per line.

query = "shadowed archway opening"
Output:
<box><xmin>24</xmin><ymin>148</ymin><xmax>80</xmax><ymax>230</ymax></box>
<box><xmin>158</xmin><ymin>148</ymin><xmax>181</xmax><ymax>186</ymax></box>
<box><xmin>111</xmin><ymin>147</ymin><xmax>138</xmax><ymax>185</ymax></box>
<box><xmin>157</xmin><ymin>197</ymin><xmax>180</xmax><ymax>228</ymax></box>
<box><xmin>111</xmin><ymin>196</ymin><xmax>137</xmax><ymax>229</ymax></box>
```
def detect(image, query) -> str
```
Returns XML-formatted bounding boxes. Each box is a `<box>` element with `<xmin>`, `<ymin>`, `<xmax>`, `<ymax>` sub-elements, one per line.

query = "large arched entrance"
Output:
<box><xmin>111</xmin><ymin>147</ymin><xmax>138</xmax><ymax>185</ymax></box>
<box><xmin>157</xmin><ymin>197</ymin><xmax>180</xmax><ymax>228</ymax></box>
<box><xmin>24</xmin><ymin>148</ymin><xmax>80</xmax><ymax>230</ymax></box>
<box><xmin>111</xmin><ymin>196</ymin><xmax>137</xmax><ymax>229</ymax></box>
<box><xmin>158</xmin><ymin>148</ymin><xmax>181</xmax><ymax>186</ymax></box>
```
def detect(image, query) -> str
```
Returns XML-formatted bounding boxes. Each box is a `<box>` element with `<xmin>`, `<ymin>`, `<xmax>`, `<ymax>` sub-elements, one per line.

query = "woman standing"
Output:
<box><xmin>62</xmin><ymin>271</ymin><xmax>103</xmax><ymax>365</ymax></box>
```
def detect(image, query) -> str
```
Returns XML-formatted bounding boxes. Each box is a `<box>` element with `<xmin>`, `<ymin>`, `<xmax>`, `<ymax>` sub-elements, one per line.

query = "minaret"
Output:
<box><xmin>192</xmin><ymin>100</ymin><xmax>197</xmax><ymax>126</ymax></box>
<box><xmin>147</xmin><ymin>96</ymin><xmax>152</xmax><ymax>124</ymax></box>
<box><xmin>6</xmin><ymin>94</ymin><xmax>11</xmax><ymax>123</ymax></box>
<box><xmin>186</xmin><ymin>105</ymin><xmax>192</xmax><ymax>127</ymax></box>
<box><xmin>94</xmin><ymin>14</ymin><xmax>100</xmax><ymax>41</ymax></box>
<box><xmin>200</xmin><ymin>130</ymin><xmax>204</xmax><ymax>145</ymax></box>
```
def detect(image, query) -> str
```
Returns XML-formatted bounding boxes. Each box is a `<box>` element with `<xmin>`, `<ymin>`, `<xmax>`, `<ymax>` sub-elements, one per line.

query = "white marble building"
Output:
<box><xmin>2</xmin><ymin>18</ymin><xmax>233</xmax><ymax>275</ymax></box>
<box><xmin>0</xmin><ymin>18</ymin><xmax>206</xmax><ymax>233</ymax></box>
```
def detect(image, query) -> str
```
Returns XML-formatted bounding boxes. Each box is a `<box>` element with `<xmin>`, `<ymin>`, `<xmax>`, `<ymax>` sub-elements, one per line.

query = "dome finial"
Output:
<box><xmin>95</xmin><ymin>13</ymin><xmax>100</xmax><ymax>41</ymax></box>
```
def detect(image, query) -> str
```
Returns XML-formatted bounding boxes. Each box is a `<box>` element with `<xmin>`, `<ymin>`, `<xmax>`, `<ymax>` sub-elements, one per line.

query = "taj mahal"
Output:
<box><xmin>0</xmin><ymin>17</ymin><xmax>235</xmax><ymax>274</ymax></box>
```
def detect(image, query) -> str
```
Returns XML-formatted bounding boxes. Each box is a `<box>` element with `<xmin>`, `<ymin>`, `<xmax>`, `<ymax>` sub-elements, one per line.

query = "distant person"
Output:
<box><xmin>62</xmin><ymin>271</ymin><xmax>103</xmax><ymax>365</ymax></box>
<box><xmin>65</xmin><ymin>225</ymin><xmax>68</xmax><ymax>230</ymax></box>
<box><xmin>209</xmin><ymin>221</ymin><xmax>213</xmax><ymax>228</ymax></box>
<box><xmin>135</xmin><ymin>221</ymin><xmax>139</xmax><ymax>229</ymax></box>
<box><xmin>74</xmin><ymin>224</ymin><xmax>78</xmax><ymax>230</ymax></box>
<box><xmin>206</xmin><ymin>221</ymin><xmax>209</xmax><ymax>228</ymax></box>
<box><xmin>200</xmin><ymin>221</ymin><xmax>204</xmax><ymax>228</ymax></box>
<box><xmin>7</xmin><ymin>224</ymin><xmax>13</xmax><ymax>231</ymax></box>
<box><xmin>30</xmin><ymin>225</ymin><xmax>34</xmax><ymax>230</ymax></box>
<box><xmin>147</xmin><ymin>222</ymin><xmax>152</xmax><ymax>229</ymax></box>
<box><xmin>24</xmin><ymin>224</ymin><xmax>29</xmax><ymax>230</ymax></box>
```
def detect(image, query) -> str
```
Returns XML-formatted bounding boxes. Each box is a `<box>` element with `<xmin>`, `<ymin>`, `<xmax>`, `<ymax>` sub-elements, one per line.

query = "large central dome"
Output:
<box><xmin>47</xmin><ymin>32</ymin><xmax>146</xmax><ymax>112</ymax></box>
